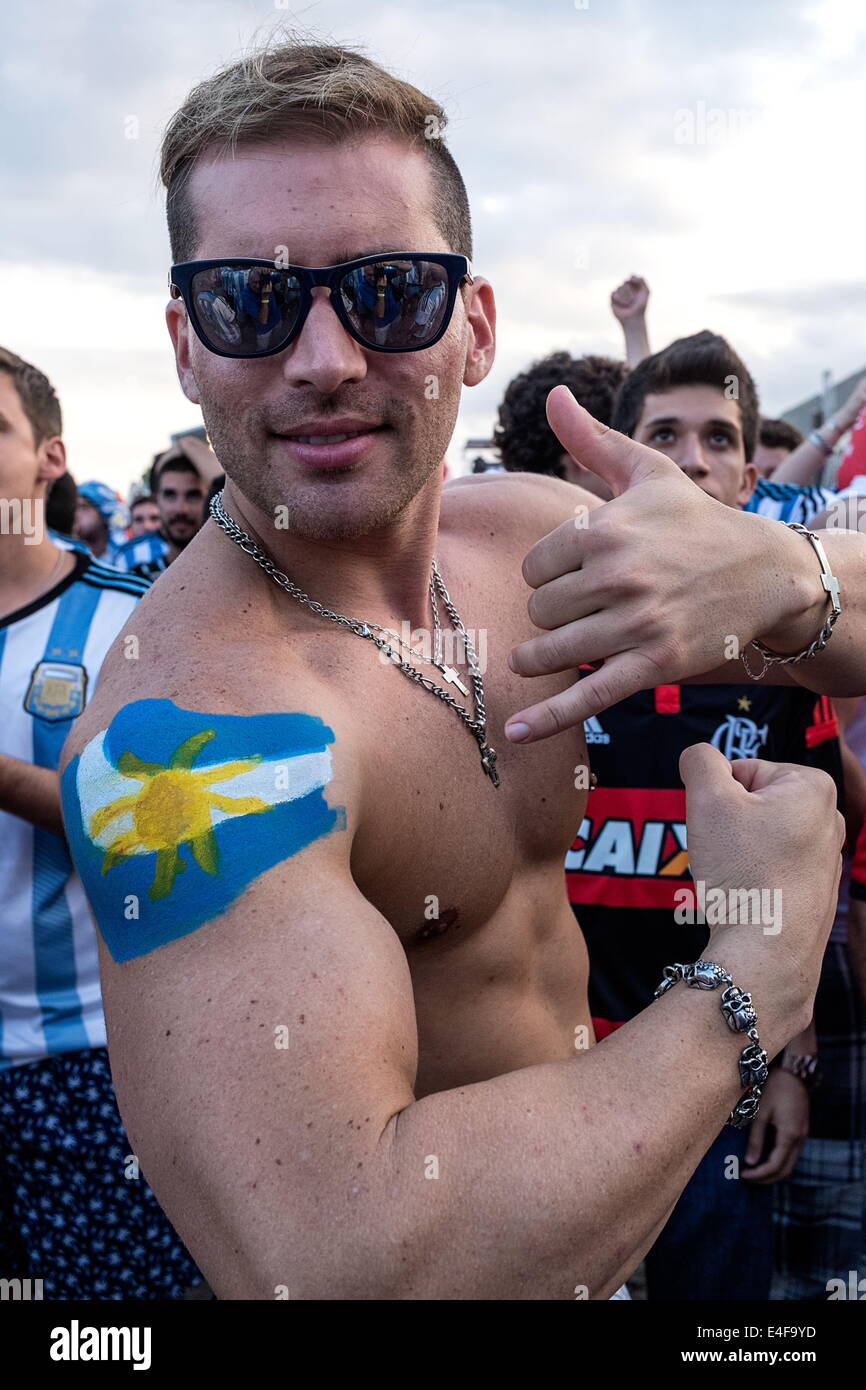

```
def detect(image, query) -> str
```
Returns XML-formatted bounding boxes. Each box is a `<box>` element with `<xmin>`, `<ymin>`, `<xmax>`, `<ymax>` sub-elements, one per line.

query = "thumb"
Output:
<box><xmin>545</xmin><ymin>385</ymin><xmax>672</xmax><ymax>497</ymax></box>
<box><xmin>679</xmin><ymin>742</ymin><xmax>738</xmax><ymax>813</ymax></box>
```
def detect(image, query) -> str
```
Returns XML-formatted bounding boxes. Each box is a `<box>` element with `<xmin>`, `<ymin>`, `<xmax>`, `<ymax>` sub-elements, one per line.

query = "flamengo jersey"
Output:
<box><xmin>568</xmin><ymin>682</ymin><xmax>843</xmax><ymax>1034</ymax></box>
<box><xmin>0</xmin><ymin>551</ymin><xmax>149</xmax><ymax>1068</ymax></box>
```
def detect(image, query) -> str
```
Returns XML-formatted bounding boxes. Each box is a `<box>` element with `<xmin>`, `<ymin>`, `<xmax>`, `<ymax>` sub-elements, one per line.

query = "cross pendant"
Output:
<box><xmin>480</xmin><ymin>744</ymin><xmax>501</xmax><ymax>788</ymax></box>
<box><xmin>440</xmin><ymin>664</ymin><xmax>470</xmax><ymax>697</ymax></box>
<box><xmin>821</xmin><ymin>570</ymin><xmax>841</xmax><ymax>609</ymax></box>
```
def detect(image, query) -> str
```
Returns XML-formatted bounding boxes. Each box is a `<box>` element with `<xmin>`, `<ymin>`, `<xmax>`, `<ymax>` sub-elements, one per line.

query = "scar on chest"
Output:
<box><xmin>416</xmin><ymin>906</ymin><xmax>461</xmax><ymax>942</ymax></box>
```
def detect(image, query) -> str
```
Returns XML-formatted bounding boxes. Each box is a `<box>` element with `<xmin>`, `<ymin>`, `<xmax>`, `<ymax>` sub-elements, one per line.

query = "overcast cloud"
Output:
<box><xmin>2</xmin><ymin>0</ymin><xmax>865</xmax><ymax>490</ymax></box>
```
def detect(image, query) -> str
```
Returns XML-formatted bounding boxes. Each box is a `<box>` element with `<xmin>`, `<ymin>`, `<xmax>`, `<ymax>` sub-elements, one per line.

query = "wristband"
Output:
<box><xmin>653</xmin><ymin>959</ymin><xmax>769</xmax><ymax>1127</ymax></box>
<box><xmin>808</xmin><ymin>428</ymin><xmax>835</xmax><ymax>456</ymax></box>
<box><xmin>742</xmin><ymin>523</ymin><xmax>841</xmax><ymax>682</ymax></box>
<box><xmin>779</xmin><ymin>1052</ymin><xmax>821</xmax><ymax>1090</ymax></box>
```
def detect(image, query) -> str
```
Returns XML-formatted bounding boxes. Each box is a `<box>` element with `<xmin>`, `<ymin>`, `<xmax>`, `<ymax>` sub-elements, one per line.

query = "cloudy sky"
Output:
<box><xmin>4</xmin><ymin>0</ymin><xmax>865</xmax><ymax>492</ymax></box>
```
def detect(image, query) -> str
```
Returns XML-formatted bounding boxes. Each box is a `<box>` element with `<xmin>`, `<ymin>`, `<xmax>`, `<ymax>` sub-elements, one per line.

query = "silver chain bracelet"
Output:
<box><xmin>741</xmin><ymin>523</ymin><xmax>841</xmax><ymax>682</ymax></box>
<box><xmin>653</xmin><ymin>960</ymin><xmax>769</xmax><ymax>1127</ymax></box>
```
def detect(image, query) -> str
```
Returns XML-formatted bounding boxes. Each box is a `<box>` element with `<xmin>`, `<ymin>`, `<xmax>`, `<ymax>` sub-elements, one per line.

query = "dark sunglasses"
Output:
<box><xmin>169</xmin><ymin>252</ymin><xmax>473</xmax><ymax>359</ymax></box>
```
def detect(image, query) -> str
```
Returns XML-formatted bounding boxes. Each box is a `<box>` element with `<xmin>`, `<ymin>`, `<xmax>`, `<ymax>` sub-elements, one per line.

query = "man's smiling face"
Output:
<box><xmin>166</xmin><ymin>135</ymin><xmax>494</xmax><ymax>542</ymax></box>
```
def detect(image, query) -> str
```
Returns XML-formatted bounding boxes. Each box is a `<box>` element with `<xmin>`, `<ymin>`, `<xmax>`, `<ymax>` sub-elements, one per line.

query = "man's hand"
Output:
<box><xmin>505</xmin><ymin>388</ymin><xmax>810</xmax><ymax>744</ymax></box>
<box><xmin>610</xmin><ymin>276</ymin><xmax>650</xmax><ymax>367</ymax></box>
<box><xmin>610</xmin><ymin>275</ymin><xmax>650</xmax><ymax>324</ymax></box>
<box><xmin>680</xmin><ymin>745</ymin><xmax>843</xmax><ymax>1004</ymax></box>
<box><xmin>675</xmin><ymin>743</ymin><xmax>842</xmax><ymax>1084</ymax></box>
<box><xmin>740</xmin><ymin>1069</ymin><xmax>809</xmax><ymax>1184</ymax></box>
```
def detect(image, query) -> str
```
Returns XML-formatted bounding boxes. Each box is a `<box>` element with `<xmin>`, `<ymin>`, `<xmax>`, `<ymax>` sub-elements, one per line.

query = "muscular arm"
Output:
<box><xmin>60</xmin><ymin>700</ymin><xmax>824</xmax><ymax>1301</ymax></box>
<box><xmin>0</xmin><ymin>752</ymin><xmax>64</xmax><ymax>835</ymax></box>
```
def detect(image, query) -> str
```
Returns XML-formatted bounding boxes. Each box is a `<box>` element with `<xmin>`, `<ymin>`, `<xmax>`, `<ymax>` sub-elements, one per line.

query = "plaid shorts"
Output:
<box><xmin>0</xmin><ymin>1045</ymin><xmax>200</xmax><ymax>1300</ymax></box>
<box><xmin>772</xmin><ymin>942</ymin><xmax>866</xmax><ymax>1300</ymax></box>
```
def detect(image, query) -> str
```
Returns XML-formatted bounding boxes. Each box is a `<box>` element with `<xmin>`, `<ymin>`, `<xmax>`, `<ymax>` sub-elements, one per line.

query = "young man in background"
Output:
<box><xmin>568</xmin><ymin>331</ymin><xmax>841</xmax><ymax>1298</ymax></box>
<box><xmin>0</xmin><ymin>346</ymin><xmax>199</xmax><ymax>1299</ymax></box>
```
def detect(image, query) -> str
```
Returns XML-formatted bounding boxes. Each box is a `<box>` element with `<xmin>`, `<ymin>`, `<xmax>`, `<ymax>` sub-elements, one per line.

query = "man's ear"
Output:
<box><xmin>462</xmin><ymin>277</ymin><xmax>495</xmax><ymax>388</ymax></box>
<box><xmin>166</xmin><ymin>300</ymin><xmax>201</xmax><ymax>405</ymax></box>
<box><xmin>738</xmin><ymin>461</ymin><xmax>759</xmax><ymax>507</ymax></box>
<box><xmin>36</xmin><ymin>435</ymin><xmax>67</xmax><ymax>487</ymax></box>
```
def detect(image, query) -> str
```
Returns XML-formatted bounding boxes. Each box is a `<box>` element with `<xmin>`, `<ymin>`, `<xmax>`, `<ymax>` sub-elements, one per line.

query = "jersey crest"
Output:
<box><xmin>24</xmin><ymin>661</ymin><xmax>87</xmax><ymax>721</ymax></box>
<box><xmin>708</xmin><ymin>714</ymin><xmax>769</xmax><ymax>760</ymax></box>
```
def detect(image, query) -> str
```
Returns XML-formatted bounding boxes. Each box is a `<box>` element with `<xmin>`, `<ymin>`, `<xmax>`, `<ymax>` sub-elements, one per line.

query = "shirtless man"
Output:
<box><xmin>59</xmin><ymin>42</ymin><xmax>854</xmax><ymax>1299</ymax></box>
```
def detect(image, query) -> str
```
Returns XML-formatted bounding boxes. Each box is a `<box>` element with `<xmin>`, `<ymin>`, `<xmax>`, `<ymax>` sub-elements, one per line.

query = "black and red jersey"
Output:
<box><xmin>569</xmin><ymin>683</ymin><xmax>843</xmax><ymax>1037</ymax></box>
<box><xmin>851</xmin><ymin>816</ymin><xmax>866</xmax><ymax>902</ymax></box>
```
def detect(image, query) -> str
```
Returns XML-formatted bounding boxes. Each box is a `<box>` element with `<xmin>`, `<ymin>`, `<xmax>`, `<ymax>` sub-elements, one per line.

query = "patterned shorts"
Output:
<box><xmin>0</xmin><ymin>1046</ymin><xmax>200</xmax><ymax>1300</ymax></box>
<box><xmin>772</xmin><ymin>942</ymin><xmax>866</xmax><ymax>1300</ymax></box>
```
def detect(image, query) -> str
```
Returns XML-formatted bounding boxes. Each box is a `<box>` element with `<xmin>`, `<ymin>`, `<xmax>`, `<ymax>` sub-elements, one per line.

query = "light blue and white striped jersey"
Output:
<box><xmin>49</xmin><ymin>529</ymin><xmax>128</xmax><ymax>565</ymax></box>
<box><xmin>0</xmin><ymin>550</ymin><xmax>149</xmax><ymax>1069</ymax></box>
<box><xmin>112</xmin><ymin>531</ymin><xmax>170</xmax><ymax>582</ymax></box>
<box><xmin>48</xmin><ymin>528</ymin><xmax>91</xmax><ymax>556</ymax></box>
<box><xmin>745</xmin><ymin>477</ymin><xmax>835</xmax><ymax>525</ymax></box>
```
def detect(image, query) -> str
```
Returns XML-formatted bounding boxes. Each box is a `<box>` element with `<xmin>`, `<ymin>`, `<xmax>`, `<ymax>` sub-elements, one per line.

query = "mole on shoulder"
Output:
<box><xmin>416</xmin><ymin>906</ymin><xmax>460</xmax><ymax>942</ymax></box>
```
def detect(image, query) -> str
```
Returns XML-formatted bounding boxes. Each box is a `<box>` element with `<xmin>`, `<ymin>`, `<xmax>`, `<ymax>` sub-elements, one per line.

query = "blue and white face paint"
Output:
<box><xmin>61</xmin><ymin>699</ymin><xmax>346</xmax><ymax>961</ymax></box>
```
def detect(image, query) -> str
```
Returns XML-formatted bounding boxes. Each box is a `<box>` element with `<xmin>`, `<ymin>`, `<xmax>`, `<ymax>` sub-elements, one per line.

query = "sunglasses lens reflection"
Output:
<box><xmin>190</xmin><ymin>266</ymin><xmax>302</xmax><ymax>355</ymax></box>
<box><xmin>339</xmin><ymin>259</ymin><xmax>450</xmax><ymax>348</ymax></box>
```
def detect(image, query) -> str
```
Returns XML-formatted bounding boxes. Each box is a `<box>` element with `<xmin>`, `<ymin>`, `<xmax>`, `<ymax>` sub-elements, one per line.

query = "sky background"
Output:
<box><xmin>3</xmin><ymin>0</ymin><xmax>865</xmax><ymax>493</ymax></box>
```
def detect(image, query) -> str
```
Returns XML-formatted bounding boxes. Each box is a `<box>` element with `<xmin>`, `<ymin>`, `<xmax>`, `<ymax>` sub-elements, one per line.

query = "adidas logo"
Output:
<box><xmin>584</xmin><ymin>715</ymin><xmax>610</xmax><ymax>745</ymax></box>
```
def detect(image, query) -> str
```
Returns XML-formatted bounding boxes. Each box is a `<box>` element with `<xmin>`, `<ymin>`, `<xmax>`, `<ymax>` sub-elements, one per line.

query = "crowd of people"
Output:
<box><xmin>1</xmin><ymin>36</ymin><xmax>865</xmax><ymax>1306</ymax></box>
<box><xmin>495</xmin><ymin>281</ymin><xmax>866</xmax><ymax>1299</ymax></box>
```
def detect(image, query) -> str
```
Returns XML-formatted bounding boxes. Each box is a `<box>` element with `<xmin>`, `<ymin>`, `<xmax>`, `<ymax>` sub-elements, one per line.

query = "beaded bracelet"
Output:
<box><xmin>653</xmin><ymin>960</ymin><xmax>769</xmax><ymax>1128</ymax></box>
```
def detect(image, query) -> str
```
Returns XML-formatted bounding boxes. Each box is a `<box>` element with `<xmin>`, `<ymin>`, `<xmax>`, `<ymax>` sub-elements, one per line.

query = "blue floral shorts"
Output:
<box><xmin>0</xmin><ymin>1046</ymin><xmax>200</xmax><ymax>1300</ymax></box>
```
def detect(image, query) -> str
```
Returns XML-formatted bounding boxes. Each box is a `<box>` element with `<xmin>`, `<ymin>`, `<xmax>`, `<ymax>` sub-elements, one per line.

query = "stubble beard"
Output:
<box><xmin>201</xmin><ymin>411</ymin><xmax>447</xmax><ymax>545</ymax></box>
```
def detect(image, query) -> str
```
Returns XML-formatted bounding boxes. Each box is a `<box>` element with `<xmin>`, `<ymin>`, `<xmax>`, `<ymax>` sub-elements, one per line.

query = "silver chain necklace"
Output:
<box><xmin>209</xmin><ymin>490</ymin><xmax>500</xmax><ymax>787</ymax></box>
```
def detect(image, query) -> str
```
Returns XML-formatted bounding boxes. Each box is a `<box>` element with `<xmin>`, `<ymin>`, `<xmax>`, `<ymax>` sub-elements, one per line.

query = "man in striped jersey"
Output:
<box><xmin>745</xmin><ymin>474</ymin><xmax>837</xmax><ymax>527</ymax></box>
<box><xmin>0</xmin><ymin>348</ymin><xmax>199</xmax><ymax>1299</ymax></box>
<box><xmin>113</xmin><ymin>440</ymin><xmax>216</xmax><ymax>582</ymax></box>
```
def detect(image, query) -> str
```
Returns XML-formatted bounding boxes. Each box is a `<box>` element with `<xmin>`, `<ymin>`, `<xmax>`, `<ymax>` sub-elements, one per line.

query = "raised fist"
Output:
<box><xmin>610</xmin><ymin>275</ymin><xmax>650</xmax><ymax>324</ymax></box>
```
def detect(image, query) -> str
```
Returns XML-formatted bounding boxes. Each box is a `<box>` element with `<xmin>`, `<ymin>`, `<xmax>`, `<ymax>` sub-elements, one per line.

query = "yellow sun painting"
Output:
<box><xmin>87</xmin><ymin>729</ymin><xmax>270</xmax><ymax>900</ymax></box>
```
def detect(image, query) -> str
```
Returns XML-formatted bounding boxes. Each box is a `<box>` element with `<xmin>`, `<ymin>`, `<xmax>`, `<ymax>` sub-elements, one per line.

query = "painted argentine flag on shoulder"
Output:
<box><xmin>61</xmin><ymin>699</ymin><xmax>346</xmax><ymax>962</ymax></box>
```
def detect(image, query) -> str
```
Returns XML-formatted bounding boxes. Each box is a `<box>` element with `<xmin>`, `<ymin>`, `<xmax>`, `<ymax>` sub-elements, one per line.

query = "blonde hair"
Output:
<box><xmin>160</xmin><ymin>38</ymin><xmax>472</xmax><ymax>264</ymax></box>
